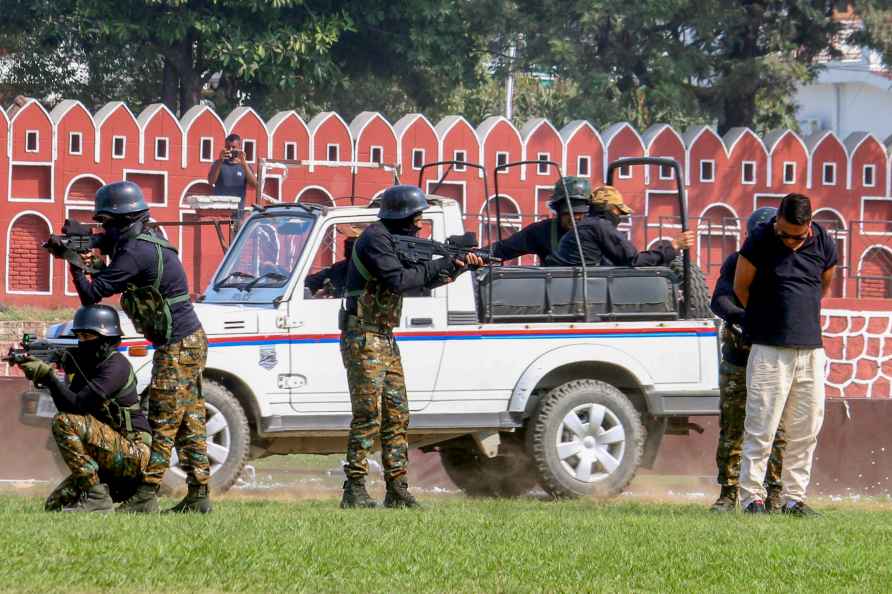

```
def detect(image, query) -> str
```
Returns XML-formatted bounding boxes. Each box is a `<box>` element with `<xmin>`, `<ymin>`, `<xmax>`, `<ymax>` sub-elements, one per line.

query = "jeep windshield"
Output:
<box><xmin>204</xmin><ymin>212</ymin><xmax>315</xmax><ymax>303</ymax></box>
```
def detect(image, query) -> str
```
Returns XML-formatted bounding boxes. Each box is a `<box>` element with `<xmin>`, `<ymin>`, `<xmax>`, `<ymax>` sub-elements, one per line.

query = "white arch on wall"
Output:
<box><xmin>93</xmin><ymin>101</ymin><xmax>139</xmax><ymax>163</ymax></box>
<box><xmin>7</xmin><ymin>99</ymin><xmax>55</xmax><ymax>201</ymax></box>
<box><xmin>434</xmin><ymin>115</ymin><xmax>481</xmax><ymax>180</ymax></box>
<box><xmin>844</xmin><ymin>132</ymin><xmax>885</xmax><ymax>191</ymax></box>
<box><xmin>602</xmin><ymin>122</ymin><xmax>645</xmax><ymax>185</ymax></box>
<box><xmin>696</xmin><ymin>202</ymin><xmax>740</xmax><ymax>268</ymax></box>
<box><xmin>180</xmin><ymin>104</ymin><xmax>226</xmax><ymax>168</ymax></box>
<box><xmin>266</xmin><ymin>110</ymin><xmax>310</xmax><ymax>160</ymax></box>
<box><xmin>682</xmin><ymin>125</ymin><xmax>726</xmax><ymax>187</ymax></box>
<box><xmin>307</xmin><ymin>112</ymin><xmax>354</xmax><ymax>173</ymax></box>
<box><xmin>520</xmin><ymin>117</ymin><xmax>565</xmax><ymax>181</ymax></box>
<box><xmin>479</xmin><ymin>193</ymin><xmax>522</xmax><ymax>247</ymax></box>
<box><xmin>0</xmin><ymin>102</ymin><xmax>9</xmax><ymax>160</ymax></box>
<box><xmin>50</xmin><ymin>99</ymin><xmax>98</xmax><ymax>163</ymax></box>
<box><xmin>136</xmin><ymin>103</ymin><xmax>184</xmax><ymax>165</ymax></box>
<box><xmin>642</xmin><ymin>123</ymin><xmax>686</xmax><ymax>185</ymax></box>
<box><xmin>764</xmin><ymin>129</ymin><xmax>809</xmax><ymax>188</ymax></box>
<box><xmin>805</xmin><ymin>130</ymin><xmax>847</xmax><ymax>190</ymax></box>
<box><xmin>179</xmin><ymin>178</ymin><xmax>216</xmax><ymax>208</ymax></box>
<box><xmin>560</xmin><ymin>120</ymin><xmax>604</xmax><ymax>181</ymax></box>
<box><xmin>723</xmin><ymin>127</ymin><xmax>770</xmax><ymax>186</ymax></box>
<box><xmin>394</xmin><ymin>113</ymin><xmax>437</xmax><ymax>169</ymax></box>
<box><xmin>814</xmin><ymin>206</ymin><xmax>849</xmax><ymax>297</ymax></box>
<box><xmin>646</xmin><ymin>236</ymin><xmax>671</xmax><ymax>249</ymax></box>
<box><xmin>5</xmin><ymin>210</ymin><xmax>54</xmax><ymax>296</ymax></box>
<box><xmin>295</xmin><ymin>185</ymin><xmax>334</xmax><ymax>205</ymax></box>
<box><xmin>350</xmin><ymin>112</ymin><xmax>397</xmax><ymax>165</ymax></box>
<box><xmin>63</xmin><ymin>173</ymin><xmax>106</xmax><ymax>204</ymax></box>
<box><xmin>476</xmin><ymin>116</ymin><xmax>524</xmax><ymax>179</ymax></box>
<box><xmin>857</xmin><ymin>244</ymin><xmax>892</xmax><ymax>299</ymax></box>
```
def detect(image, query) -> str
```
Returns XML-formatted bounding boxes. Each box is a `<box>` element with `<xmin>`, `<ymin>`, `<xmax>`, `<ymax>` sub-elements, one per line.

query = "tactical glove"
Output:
<box><xmin>20</xmin><ymin>357</ymin><xmax>53</xmax><ymax>385</ymax></box>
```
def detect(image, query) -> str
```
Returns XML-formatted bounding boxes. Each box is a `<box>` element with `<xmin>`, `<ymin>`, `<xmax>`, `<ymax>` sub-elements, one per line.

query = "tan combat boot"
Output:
<box><xmin>709</xmin><ymin>485</ymin><xmax>738</xmax><ymax>512</ymax></box>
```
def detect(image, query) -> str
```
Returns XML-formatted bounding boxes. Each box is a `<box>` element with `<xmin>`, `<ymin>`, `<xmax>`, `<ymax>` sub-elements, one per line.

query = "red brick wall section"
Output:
<box><xmin>8</xmin><ymin>214</ymin><xmax>50</xmax><ymax>293</ymax></box>
<box><xmin>823</xmin><ymin>311</ymin><xmax>892</xmax><ymax>398</ymax></box>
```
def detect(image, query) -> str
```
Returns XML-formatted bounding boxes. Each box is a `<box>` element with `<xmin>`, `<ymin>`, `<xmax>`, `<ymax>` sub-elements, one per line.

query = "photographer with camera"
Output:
<box><xmin>208</xmin><ymin>133</ymin><xmax>257</xmax><ymax>217</ymax></box>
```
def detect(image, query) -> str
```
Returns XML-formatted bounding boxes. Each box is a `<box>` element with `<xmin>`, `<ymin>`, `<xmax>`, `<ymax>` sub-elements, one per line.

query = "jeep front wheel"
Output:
<box><xmin>160</xmin><ymin>379</ymin><xmax>250</xmax><ymax>496</ymax></box>
<box><xmin>527</xmin><ymin>379</ymin><xmax>644</xmax><ymax>498</ymax></box>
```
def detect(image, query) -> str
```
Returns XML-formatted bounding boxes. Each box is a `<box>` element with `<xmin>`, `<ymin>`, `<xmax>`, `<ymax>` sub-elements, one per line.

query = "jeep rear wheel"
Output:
<box><xmin>527</xmin><ymin>379</ymin><xmax>644</xmax><ymax>498</ymax></box>
<box><xmin>160</xmin><ymin>379</ymin><xmax>250</xmax><ymax>496</ymax></box>
<box><xmin>440</xmin><ymin>434</ymin><xmax>538</xmax><ymax>498</ymax></box>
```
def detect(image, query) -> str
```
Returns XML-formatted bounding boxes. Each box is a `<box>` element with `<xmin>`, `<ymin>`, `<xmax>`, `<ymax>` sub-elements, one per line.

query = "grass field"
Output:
<box><xmin>1</xmin><ymin>494</ymin><xmax>890</xmax><ymax>594</ymax></box>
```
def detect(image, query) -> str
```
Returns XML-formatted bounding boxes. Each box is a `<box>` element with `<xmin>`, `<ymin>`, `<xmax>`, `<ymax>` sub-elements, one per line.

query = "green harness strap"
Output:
<box><xmin>549</xmin><ymin>218</ymin><xmax>560</xmax><ymax>253</ymax></box>
<box><xmin>344</xmin><ymin>247</ymin><xmax>373</xmax><ymax>298</ymax></box>
<box><xmin>135</xmin><ymin>234</ymin><xmax>190</xmax><ymax>306</ymax></box>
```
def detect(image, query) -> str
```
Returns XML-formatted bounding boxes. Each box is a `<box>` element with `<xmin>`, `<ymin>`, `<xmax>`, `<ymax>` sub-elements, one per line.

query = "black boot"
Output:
<box><xmin>384</xmin><ymin>478</ymin><xmax>420</xmax><ymax>509</ymax></box>
<box><xmin>63</xmin><ymin>484</ymin><xmax>114</xmax><ymax>513</ymax></box>
<box><xmin>709</xmin><ymin>485</ymin><xmax>738</xmax><ymax>512</ymax></box>
<box><xmin>340</xmin><ymin>478</ymin><xmax>377</xmax><ymax>509</ymax></box>
<box><xmin>116</xmin><ymin>484</ymin><xmax>159</xmax><ymax>514</ymax></box>
<box><xmin>164</xmin><ymin>483</ymin><xmax>212</xmax><ymax>514</ymax></box>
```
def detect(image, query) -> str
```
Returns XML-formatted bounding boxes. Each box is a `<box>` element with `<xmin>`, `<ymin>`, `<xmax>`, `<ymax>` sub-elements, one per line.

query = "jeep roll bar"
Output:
<box><xmin>493</xmin><ymin>159</ymin><xmax>590</xmax><ymax>321</ymax></box>
<box><xmin>606</xmin><ymin>157</ymin><xmax>690</xmax><ymax>318</ymax></box>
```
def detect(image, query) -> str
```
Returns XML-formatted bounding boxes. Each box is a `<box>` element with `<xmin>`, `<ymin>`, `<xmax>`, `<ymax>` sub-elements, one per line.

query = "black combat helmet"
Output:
<box><xmin>747</xmin><ymin>206</ymin><xmax>777</xmax><ymax>236</ymax></box>
<box><xmin>71</xmin><ymin>305</ymin><xmax>124</xmax><ymax>338</ymax></box>
<box><xmin>94</xmin><ymin>181</ymin><xmax>149</xmax><ymax>220</ymax></box>
<box><xmin>549</xmin><ymin>176</ymin><xmax>591</xmax><ymax>214</ymax></box>
<box><xmin>378</xmin><ymin>185</ymin><xmax>429</xmax><ymax>220</ymax></box>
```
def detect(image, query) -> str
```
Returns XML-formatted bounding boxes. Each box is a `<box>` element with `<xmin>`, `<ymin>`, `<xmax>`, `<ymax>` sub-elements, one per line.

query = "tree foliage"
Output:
<box><xmin>0</xmin><ymin>0</ymin><xmax>850</xmax><ymax>134</ymax></box>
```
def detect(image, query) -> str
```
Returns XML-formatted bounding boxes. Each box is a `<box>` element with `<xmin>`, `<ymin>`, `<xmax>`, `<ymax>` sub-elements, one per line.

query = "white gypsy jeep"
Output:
<box><xmin>28</xmin><ymin>158</ymin><xmax>720</xmax><ymax>498</ymax></box>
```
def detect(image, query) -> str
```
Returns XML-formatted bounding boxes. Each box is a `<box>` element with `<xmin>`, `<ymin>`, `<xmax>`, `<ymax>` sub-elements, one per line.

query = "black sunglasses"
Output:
<box><xmin>773</xmin><ymin>224</ymin><xmax>809</xmax><ymax>241</ymax></box>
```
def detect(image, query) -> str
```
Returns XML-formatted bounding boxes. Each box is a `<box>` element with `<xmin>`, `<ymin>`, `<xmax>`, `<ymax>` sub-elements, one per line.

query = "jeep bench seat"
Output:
<box><xmin>475</xmin><ymin>266</ymin><xmax>679</xmax><ymax>323</ymax></box>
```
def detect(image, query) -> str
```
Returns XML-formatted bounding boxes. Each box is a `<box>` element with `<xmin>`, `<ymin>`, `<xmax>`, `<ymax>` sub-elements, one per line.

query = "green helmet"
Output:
<box><xmin>71</xmin><ymin>305</ymin><xmax>123</xmax><ymax>338</ymax></box>
<box><xmin>551</xmin><ymin>176</ymin><xmax>591</xmax><ymax>201</ymax></box>
<box><xmin>549</xmin><ymin>176</ymin><xmax>591</xmax><ymax>214</ymax></box>
<box><xmin>377</xmin><ymin>185</ymin><xmax>429</xmax><ymax>220</ymax></box>
<box><xmin>94</xmin><ymin>181</ymin><xmax>149</xmax><ymax>220</ymax></box>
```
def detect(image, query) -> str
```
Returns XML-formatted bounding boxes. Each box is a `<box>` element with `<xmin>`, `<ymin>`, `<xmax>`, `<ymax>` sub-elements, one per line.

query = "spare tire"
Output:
<box><xmin>669</xmin><ymin>256</ymin><xmax>712</xmax><ymax>319</ymax></box>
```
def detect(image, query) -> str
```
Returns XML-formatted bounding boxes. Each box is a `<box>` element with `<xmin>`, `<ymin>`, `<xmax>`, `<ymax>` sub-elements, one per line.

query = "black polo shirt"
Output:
<box><xmin>739</xmin><ymin>219</ymin><xmax>837</xmax><ymax>349</ymax></box>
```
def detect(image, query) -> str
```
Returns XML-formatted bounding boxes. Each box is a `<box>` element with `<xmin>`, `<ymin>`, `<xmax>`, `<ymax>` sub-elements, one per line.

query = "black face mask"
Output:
<box><xmin>383</xmin><ymin>216</ymin><xmax>421</xmax><ymax>237</ymax></box>
<box><xmin>76</xmin><ymin>338</ymin><xmax>114</xmax><ymax>367</ymax></box>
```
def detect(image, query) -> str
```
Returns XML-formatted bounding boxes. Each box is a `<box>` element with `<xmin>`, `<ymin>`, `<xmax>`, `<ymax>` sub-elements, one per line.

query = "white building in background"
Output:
<box><xmin>795</xmin><ymin>12</ymin><xmax>892</xmax><ymax>140</ymax></box>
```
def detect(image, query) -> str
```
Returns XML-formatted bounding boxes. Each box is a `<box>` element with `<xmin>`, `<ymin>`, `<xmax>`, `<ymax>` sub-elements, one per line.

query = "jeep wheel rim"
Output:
<box><xmin>168</xmin><ymin>402</ymin><xmax>231</xmax><ymax>479</ymax></box>
<box><xmin>555</xmin><ymin>403</ymin><xmax>626</xmax><ymax>483</ymax></box>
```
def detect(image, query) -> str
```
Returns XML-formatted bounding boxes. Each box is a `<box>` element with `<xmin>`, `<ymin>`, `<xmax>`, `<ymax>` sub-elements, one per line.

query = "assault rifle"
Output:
<box><xmin>42</xmin><ymin>219</ymin><xmax>102</xmax><ymax>273</ymax></box>
<box><xmin>3</xmin><ymin>333</ymin><xmax>77</xmax><ymax>366</ymax></box>
<box><xmin>394</xmin><ymin>232</ymin><xmax>499</xmax><ymax>267</ymax></box>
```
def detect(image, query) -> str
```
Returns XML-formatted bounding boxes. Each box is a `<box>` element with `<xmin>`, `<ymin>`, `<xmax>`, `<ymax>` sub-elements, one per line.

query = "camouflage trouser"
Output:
<box><xmin>716</xmin><ymin>361</ymin><xmax>787</xmax><ymax>488</ymax></box>
<box><xmin>143</xmin><ymin>328</ymin><xmax>210</xmax><ymax>486</ymax></box>
<box><xmin>341</xmin><ymin>330</ymin><xmax>410</xmax><ymax>481</ymax></box>
<box><xmin>46</xmin><ymin>413</ymin><xmax>150</xmax><ymax>511</ymax></box>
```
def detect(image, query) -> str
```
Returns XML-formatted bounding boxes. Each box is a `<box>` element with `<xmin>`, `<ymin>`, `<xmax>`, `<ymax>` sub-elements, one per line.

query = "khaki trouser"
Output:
<box><xmin>739</xmin><ymin>344</ymin><xmax>826</xmax><ymax>507</ymax></box>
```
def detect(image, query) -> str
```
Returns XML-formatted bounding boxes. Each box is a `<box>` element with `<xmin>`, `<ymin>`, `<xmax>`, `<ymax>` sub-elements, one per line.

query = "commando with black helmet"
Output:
<box><xmin>63</xmin><ymin>180</ymin><xmax>212</xmax><ymax>514</ymax></box>
<box><xmin>12</xmin><ymin>305</ymin><xmax>151</xmax><ymax>513</ymax></box>
<box><xmin>339</xmin><ymin>184</ymin><xmax>483</xmax><ymax>509</ymax></box>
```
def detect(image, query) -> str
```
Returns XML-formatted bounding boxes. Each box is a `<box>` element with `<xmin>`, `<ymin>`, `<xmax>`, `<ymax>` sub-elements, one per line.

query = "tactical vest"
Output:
<box><xmin>120</xmin><ymin>234</ymin><xmax>190</xmax><ymax>344</ymax></box>
<box><xmin>81</xmin><ymin>354</ymin><xmax>148</xmax><ymax>443</ymax></box>
<box><xmin>549</xmin><ymin>218</ymin><xmax>561</xmax><ymax>257</ymax></box>
<box><xmin>344</xmin><ymin>247</ymin><xmax>402</xmax><ymax>332</ymax></box>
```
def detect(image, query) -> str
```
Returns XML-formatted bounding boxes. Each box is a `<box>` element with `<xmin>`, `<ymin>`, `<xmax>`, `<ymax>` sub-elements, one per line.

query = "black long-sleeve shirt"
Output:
<box><xmin>306</xmin><ymin>260</ymin><xmax>349</xmax><ymax>296</ymax></box>
<box><xmin>71</xmin><ymin>231</ymin><xmax>201</xmax><ymax>345</ymax></box>
<box><xmin>344</xmin><ymin>222</ymin><xmax>456</xmax><ymax>314</ymax></box>
<box><xmin>490</xmin><ymin>218</ymin><xmax>563</xmax><ymax>262</ymax></box>
<box><xmin>710</xmin><ymin>252</ymin><xmax>749</xmax><ymax>366</ymax></box>
<box><xmin>42</xmin><ymin>352</ymin><xmax>149</xmax><ymax>433</ymax></box>
<box><xmin>548</xmin><ymin>213</ymin><xmax>677</xmax><ymax>267</ymax></box>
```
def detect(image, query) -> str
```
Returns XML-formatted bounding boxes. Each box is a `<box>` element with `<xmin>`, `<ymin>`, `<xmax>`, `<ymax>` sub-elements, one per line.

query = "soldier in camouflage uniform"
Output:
<box><xmin>340</xmin><ymin>185</ymin><xmax>483</xmax><ymax>508</ymax></box>
<box><xmin>710</xmin><ymin>207</ymin><xmax>787</xmax><ymax>512</ymax></box>
<box><xmin>17</xmin><ymin>305</ymin><xmax>151</xmax><ymax>512</ymax></box>
<box><xmin>65</xmin><ymin>181</ymin><xmax>210</xmax><ymax>513</ymax></box>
